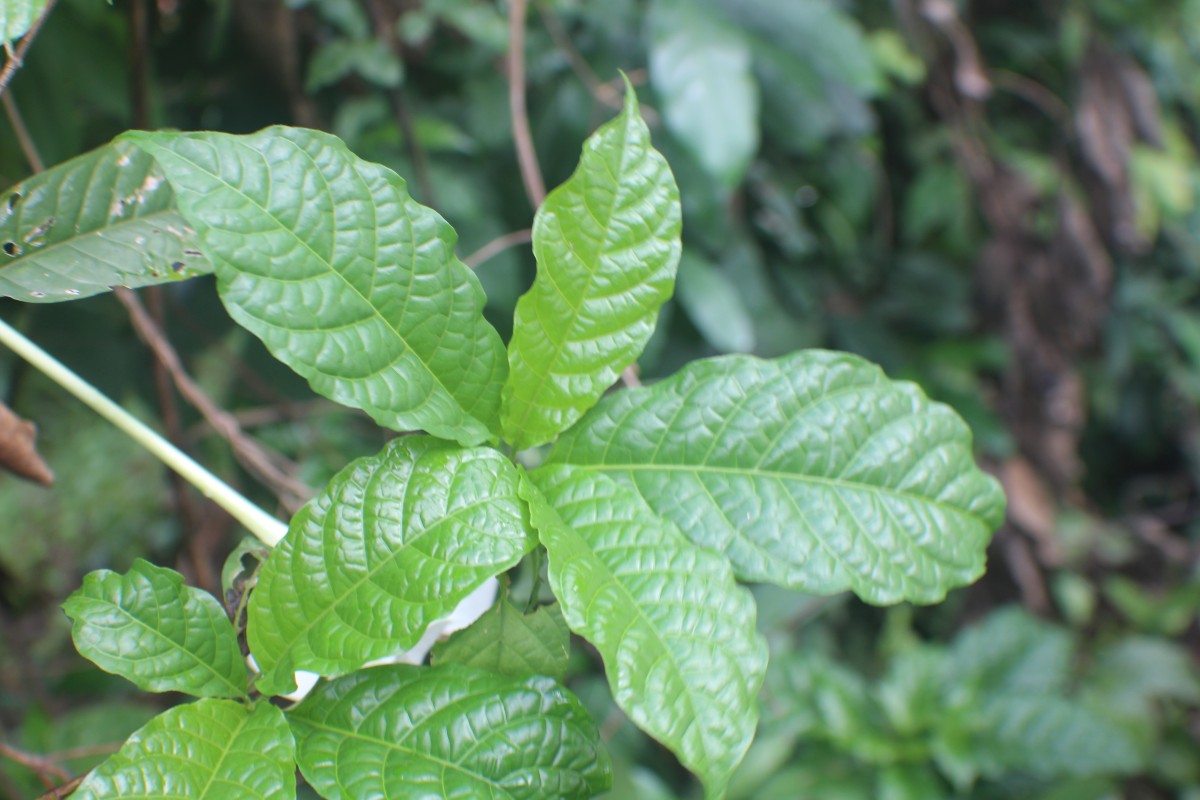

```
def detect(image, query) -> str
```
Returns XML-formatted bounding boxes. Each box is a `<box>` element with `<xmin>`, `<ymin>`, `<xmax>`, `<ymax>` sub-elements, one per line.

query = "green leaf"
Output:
<box><xmin>248</xmin><ymin>436</ymin><xmax>535</xmax><ymax>696</ymax></box>
<box><xmin>432</xmin><ymin>589</ymin><xmax>571</xmax><ymax>681</ymax></box>
<box><xmin>62</xmin><ymin>559</ymin><xmax>247</xmax><ymax>699</ymax></box>
<box><xmin>0</xmin><ymin>140</ymin><xmax>211</xmax><ymax>302</ymax></box>
<box><xmin>675</xmin><ymin>250</ymin><xmax>756</xmax><ymax>353</ymax></box>
<box><xmin>649</xmin><ymin>0</ymin><xmax>759</xmax><ymax>186</ymax></box>
<box><xmin>289</xmin><ymin>664</ymin><xmax>612</xmax><ymax>799</ymax></box>
<box><xmin>72</xmin><ymin>700</ymin><xmax>295</xmax><ymax>800</ymax></box>
<box><xmin>500</xmin><ymin>83</ymin><xmax>682</xmax><ymax>450</ymax></box>
<box><xmin>0</xmin><ymin>0</ymin><xmax>46</xmax><ymax>44</ymax></box>
<box><xmin>523</xmin><ymin>467</ymin><xmax>767</xmax><ymax>798</ymax></box>
<box><xmin>963</xmin><ymin>696</ymin><xmax>1143</xmax><ymax>779</ymax></box>
<box><xmin>306</xmin><ymin>38</ymin><xmax>403</xmax><ymax>92</ymax></box>
<box><xmin>546</xmin><ymin>350</ymin><xmax>1005</xmax><ymax>604</ymax></box>
<box><xmin>947</xmin><ymin>606</ymin><xmax>1073</xmax><ymax>695</ymax></box>
<box><xmin>123</xmin><ymin>126</ymin><xmax>506</xmax><ymax>447</ymax></box>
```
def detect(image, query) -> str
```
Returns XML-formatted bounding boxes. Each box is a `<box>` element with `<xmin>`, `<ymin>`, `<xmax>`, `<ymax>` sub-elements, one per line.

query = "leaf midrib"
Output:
<box><xmin>0</xmin><ymin>206</ymin><xmax>196</xmax><ymax>283</ymax></box>
<box><xmin>195</xmin><ymin>708</ymin><xmax>254</xmax><ymax>800</ymax></box>
<box><xmin>545</xmin><ymin>499</ymin><xmax>725</xmax><ymax>776</ymax></box>
<box><xmin>293</xmin><ymin>716</ymin><xmax>510</xmax><ymax>795</ymax></box>
<box><xmin>568</xmin><ymin>462</ymin><xmax>985</xmax><ymax>521</ymax></box>
<box><xmin>260</xmin><ymin>476</ymin><xmax>528</xmax><ymax>685</ymax></box>
<box><xmin>144</xmin><ymin>134</ymin><xmax>471</xmax><ymax>430</ymax></box>
<box><xmin>78</xmin><ymin>590</ymin><xmax>245</xmax><ymax>697</ymax></box>
<box><xmin>505</xmin><ymin>115</ymin><xmax>640</xmax><ymax>445</ymax></box>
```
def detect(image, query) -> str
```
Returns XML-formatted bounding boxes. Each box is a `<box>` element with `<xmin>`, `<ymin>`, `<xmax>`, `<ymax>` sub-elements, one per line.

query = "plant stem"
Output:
<box><xmin>524</xmin><ymin>546</ymin><xmax>545</xmax><ymax>614</ymax></box>
<box><xmin>0</xmin><ymin>317</ymin><xmax>287</xmax><ymax>547</ymax></box>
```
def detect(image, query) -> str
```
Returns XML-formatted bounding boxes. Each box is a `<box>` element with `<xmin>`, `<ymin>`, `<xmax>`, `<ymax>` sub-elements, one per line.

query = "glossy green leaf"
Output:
<box><xmin>432</xmin><ymin>590</ymin><xmax>571</xmax><ymax>681</ymax></box>
<box><xmin>523</xmin><ymin>467</ymin><xmax>768</xmax><ymax>798</ymax></box>
<box><xmin>547</xmin><ymin>350</ymin><xmax>1005</xmax><ymax>604</ymax></box>
<box><xmin>123</xmin><ymin>126</ymin><xmax>506</xmax><ymax>446</ymax></box>
<box><xmin>248</xmin><ymin>436</ymin><xmax>535</xmax><ymax>696</ymax></box>
<box><xmin>0</xmin><ymin>140</ymin><xmax>211</xmax><ymax>302</ymax></box>
<box><xmin>62</xmin><ymin>559</ymin><xmax>247</xmax><ymax>699</ymax></box>
<box><xmin>500</xmin><ymin>83</ymin><xmax>682</xmax><ymax>450</ymax></box>
<box><xmin>72</xmin><ymin>700</ymin><xmax>295</xmax><ymax>800</ymax></box>
<box><xmin>289</xmin><ymin>664</ymin><xmax>612</xmax><ymax>799</ymax></box>
<box><xmin>649</xmin><ymin>0</ymin><xmax>759</xmax><ymax>186</ymax></box>
<box><xmin>0</xmin><ymin>0</ymin><xmax>46</xmax><ymax>44</ymax></box>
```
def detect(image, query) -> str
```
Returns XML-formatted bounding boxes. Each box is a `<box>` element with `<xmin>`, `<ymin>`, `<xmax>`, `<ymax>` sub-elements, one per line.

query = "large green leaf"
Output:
<box><xmin>500</xmin><ymin>83</ymin><xmax>682</xmax><ymax>450</ymax></box>
<box><xmin>289</xmin><ymin>664</ymin><xmax>611</xmax><ymax>799</ymax></box>
<box><xmin>248</xmin><ymin>436</ymin><xmax>535</xmax><ymax>696</ymax></box>
<box><xmin>123</xmin><ymin>126</ymin><xmax>506</xmax><ymax>446</ymax></box>
<box><xmin>0</xmin><ymin>0</ymin><xmax>46</xmax><ymax>44</ymax></box>
<box><xmin>62</xmin><ymin>559</ymin><xmax>247</xmax><ymax>699</ymax></box>
<box><xmin>546</xmin><ymin>350</ymin><xmax>1005</xmax><ymax>604</ymax></box>
<box><xmin>0</xmin><ymin>140</ymin><xmax>211</xmax><ymax>302</ymax></box>
<box><xmin>432</xmin><ymin>590</ymin><xmax>571</xmax><ymax>681</ymax></box>
<box><xmin>648</xmin><ymin>0</ymin><xmax>759</xmax><ymax>187</ymax></box>
<box><xmin>72</xmin><ymin>700</ymin><xmax>295</xmax><ymax>800</ymax></box>
<box><xmin>523</xmin><ymin>467</ymin><xmax>767</xmax><ymax>799</ymax></box>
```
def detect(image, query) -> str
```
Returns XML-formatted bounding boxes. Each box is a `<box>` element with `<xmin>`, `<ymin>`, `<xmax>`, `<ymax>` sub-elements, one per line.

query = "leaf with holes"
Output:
<box><xmin>0</xmin><ymin>140</ymin><xmax>210</xmax><ymax>302</ymax></box>
<box><xmin>62</xmin><ymin>559</ymin><xmax>247</xmax><ymax>699</ymax></box>
<box><xmin>500</xmin><ymin>82</ymin><xmax>681</xmax><ymax>450</ymax></box>
<box><xmin>522</xmin><ymin>467</ymin><xmax>767</xmax><ymax>799</ymax></box>
<box><xmin>546</xmin><ymin>350</ymin><xmax>1005</xmax><ymax>604</ymax></box>
<box><xmin>72</xmin><ymin>700</ymin><xmax>295</xmax><ymax>800</ymax></box>
<box><xmin>432</xmin><ymin>589</ymin><xmax>571</xmax><ymax>681</ymax></box>
<box><xmin>247</xmin><ymin>436</ymin><xmax>535</xmax><ymax>697</ymax></box>
<box><xmin>289</xmin><ymin>664</ymin><xmax>611</xmax><ymax>799</ymax></box>
<box><xmin>122</xmin><ymin>126</ymin><xmax>506</xmax><ymax>446</ymax></box>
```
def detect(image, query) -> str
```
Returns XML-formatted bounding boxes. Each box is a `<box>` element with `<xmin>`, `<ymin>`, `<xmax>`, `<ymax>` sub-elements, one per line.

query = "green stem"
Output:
<box><xmin>524</xmin><ymin>545</ymin><xmax>544</xmax><ymax>614</ymax></box>
<box><xmin>0</xmin><ymin>317</ymin><xmax>287</xmax><ymax>547</ymax></box>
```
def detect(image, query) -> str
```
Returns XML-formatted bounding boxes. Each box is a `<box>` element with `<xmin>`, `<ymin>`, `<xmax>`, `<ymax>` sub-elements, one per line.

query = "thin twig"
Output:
<box><xmin>366</xmin><ymin>0</ymin><xmax>436</xmax><ymax>204</ymax></box>
<box><xmin>114</xmin><ymin>288</ymin><xmax>313</xmax><ymax>514</ymax></box>
<box><xmin>0</xmin><ymin>0</ymin><xmax>58</xmax><ymax>99</ymax></box>
<box><xmin>1</xmin><ymin>92</ymin><xmax>43</xmax><ymax>172</ymax></box>
<box><xmin>35</xmin><ymin>774</ymin><xmax>85</xmax><ymax>800</ymax></box>
<box><xmin>507</xmin><ymin>0</ymin><xmax>546</xmax><ymax>208</ymax></box>
<box><xmin>0</xmin><ymin>739</ymin><xmax>71</xmax><ymax>784</ymax></box>
<box><xmin>463</xmin><ymin>228</ymin><xmax>532</xmax><ymax>269</ymax></box>
<box><xmin>535</xmin><ymin>3</ymin><xmax>659</xmax><ymax>125</ymax></box>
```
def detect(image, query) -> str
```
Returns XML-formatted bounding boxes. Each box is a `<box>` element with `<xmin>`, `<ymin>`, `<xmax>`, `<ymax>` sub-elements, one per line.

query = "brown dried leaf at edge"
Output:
<box><xmin>0</xmin><ymin>400</ymin><xmax>53</xmax><ymax>485</ymax></box>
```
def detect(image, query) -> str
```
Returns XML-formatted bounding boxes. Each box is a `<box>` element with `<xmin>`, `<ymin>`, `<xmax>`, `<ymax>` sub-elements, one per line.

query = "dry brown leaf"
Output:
<box><xmin>0</xmin><ymin>400</ymin><xmax>53</xmax><ymax>485</ymax></box>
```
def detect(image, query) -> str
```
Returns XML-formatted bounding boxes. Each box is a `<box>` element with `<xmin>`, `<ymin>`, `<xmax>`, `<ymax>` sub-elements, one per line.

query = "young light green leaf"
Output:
<box><xmin>523</xmin><ymin>467</ymin><xmax>768</xmax><ymax>799</ymax></box>
<box><xmin>0</xmin><ymin>140</ymin><xmax>211</xmax><ymax>302</ymax></box>
<box><xmin>432</xmin><ymin>590</ymin><xmax>571</xmax><ymax>681</ymax></box>
<box><xmin>289</xmin><ymin>664</ymin><xmax>611</xmax><ymax>799</ymax></box>
<box><xmin>72</xmin><ymin>700</ymin><xmax>295</xmax><ymax>800</ymax></box>
<box><xmin>649</xmin><ymin>0</ymin><xmax>760</xmax><ymax>187</ymax></box>
<box><xmin>0</xmin><ymin>0</ymin><xmax>47</xmax><ymax>44</ymax></box>
<box><xmin>500</xmin><ymin>82</ymin><xmax>682</xmax><ymax>450</ymax></box>
<box><xmin>547</xmin><ymin>350</ymin><xmax>1005</xmax><ymax>604</ymax></box>
<box><xmin>62</xmin><ymin>559</ymin><xmax>247</xmax><ymax>699</ymax></box>
<box><xmin>248</xmin><ymin>436</ymin><xmax>535</xmax><ymax>696</ymax></box>
<box><xmin>122</xmin><ymin>126</ymin><xmax>506</xmax><ymax>446</ymax></box>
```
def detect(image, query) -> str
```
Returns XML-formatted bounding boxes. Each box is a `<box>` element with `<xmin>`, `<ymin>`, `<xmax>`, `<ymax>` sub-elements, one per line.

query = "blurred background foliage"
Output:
<box><xmin>2</xmin><ymin>0</ymin><xmax>1200</xmax><ymax>797</ymax></box>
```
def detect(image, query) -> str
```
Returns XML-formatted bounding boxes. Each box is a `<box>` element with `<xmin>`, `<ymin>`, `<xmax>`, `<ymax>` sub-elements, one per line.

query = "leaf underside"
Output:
<box><xmin>0</xmin><ymin>0</ymin><xmax>47</xmax><ymax>45</ymax></box>
<box><xmin>248</xmin><ymin>436</ymin><xmax>536</xmax><ymax>696</ymax></box>
<box><xmin>63</xmin><ymin>559</ymin><xmax>247</xmax><ymax>698</ymax></box>
<box><xmin>0</xmin><ymin>140</ymin><xmax>211</xmax><ymax>302</ymax></box>
<box><xmin>500</xmin><ymin>83</ymin><xmax>682</xmax><ymax>450</ymax></box>
<box><xmin>72</xmin><ymin>700</ymin><xmax>295</xmax><ymax>800</ymax></box>
<box><xmin>289</xmin><ymin>664</ymin><xmax>612</xmax><ymax>800</ymax></box>
<box><xmin>523</xmin><ymin>467</ymin><xmax>767</xmax><ymax>799</ymax></box>
<box><xmin>547</xmin><ymin>350</ymin><xmax>1006</xmax><ymax>604</ymax></box>
<box><xmin>123</xmin><ymin>126</ymin><xmax>506</xmax><ymax>446</ymax></box>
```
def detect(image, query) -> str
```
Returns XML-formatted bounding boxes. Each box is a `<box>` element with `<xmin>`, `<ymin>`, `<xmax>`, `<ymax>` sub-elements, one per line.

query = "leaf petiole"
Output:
<box><xmin>0</xmin><ymin>316</ymin><xmax>287</xmax><ymax>547</ymax></box>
